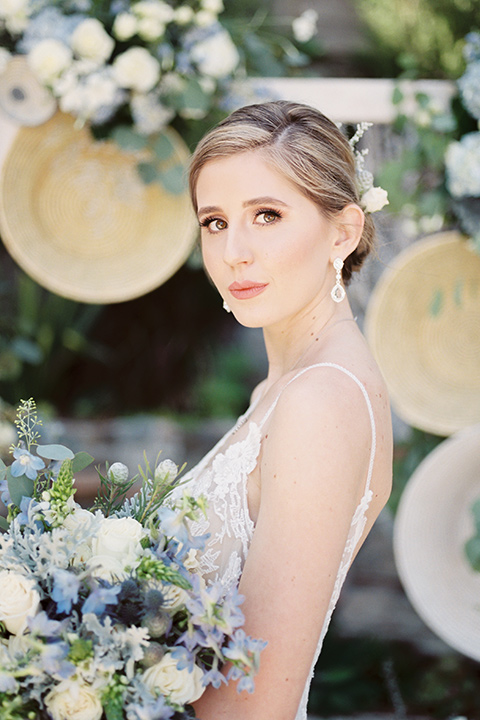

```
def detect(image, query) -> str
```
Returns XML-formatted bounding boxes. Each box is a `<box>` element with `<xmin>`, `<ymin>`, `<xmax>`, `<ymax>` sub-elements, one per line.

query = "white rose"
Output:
<box><xmin>44</xmin><ymin>679</ymin><xmax>103</xmax><ymax>720</ymax></box>
<box><xmin>191</xmin><ymin>29</ymin><xmax>239</xmax><ymax>78</ymax></box>
<box><xmin>71</xmin><ymin>18</ymin><xmax>115</xmax><ymax>65</ymax></box>
<box><xmin>91</xmin><ymin>516</ymin><xmax>145</xmax><ymax>565</ymax></box>
<box><xmin>361</xmin><ymin>186</ymin><xmax>389</xmax><ymax>213</ymax></box>
<box><xmin>143</xmin><ymin>653</ymin><xmax>205</xmax><ymax>705</ymax></box>
<box><xmin>86</xmin><ymin>554</ymin><xmax>128</xmax><ymax>582</ymax></box>
<box><xmin>292</xmin><ymin>9</ymin><xmax>318</xmax><ymax>43</ymax></box>
<box><xmin>112</xmin><ymin>47</ymin><xmax>160</xmax><ymax>93</ymax></box>
<box><xmin>174</xmin><ymin>6</ymin><xmax>194</xmax><ymax>24</ymax></box>
<box><xmin>0</xmin><ymin>48</ymin><xmax>11</xmax><ymax>75</ymax></box>
<box><xmin>0</xmin><ymin>571</ymin><xmax>40</xmax><ymax>635</ymax></box>
<box><xmin>161</xmin><ymin>583</ymin><xmax>188</xmax><ymax>611</ymax></box>
<box><xmin>28</xmin><ymin>39</ymin><xmax>72</xmax><ymax>84</ymax></box>
<box><xmin>113</xmin><ymin>12</ymin><xmax>138</xmax><ymax>41</ymax></box>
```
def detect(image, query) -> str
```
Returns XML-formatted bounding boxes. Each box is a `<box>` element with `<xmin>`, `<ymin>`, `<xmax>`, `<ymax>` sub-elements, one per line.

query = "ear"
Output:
<box><xmin>329</xmin><ymin>204</ymin><xmax>364</xmax><ymax>263</ymax></box>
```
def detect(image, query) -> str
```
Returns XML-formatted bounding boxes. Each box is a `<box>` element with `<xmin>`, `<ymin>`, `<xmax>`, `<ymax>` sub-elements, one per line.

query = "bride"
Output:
<box><xmin>181</xmin><ymin>100</ymin><xmax>393</xmax><ymax>719</ymax></box>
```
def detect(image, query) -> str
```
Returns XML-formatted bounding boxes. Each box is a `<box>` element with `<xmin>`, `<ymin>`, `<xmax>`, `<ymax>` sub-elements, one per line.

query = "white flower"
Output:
<box><xmin>107</xmin><ymin>462</ymin><xmax>129</xmax><ymax>484</ymax></box>
<box><xmin>62</xmin><ymin>508</ymin><xmax>97</xmax><ymax>564</ymax></box>
<box><xmin>112</xmin><ymin>47</ymin><xmax>160</xmax><ymax>93</ymax></box>
<box><xmin>28</xmin><ymin>38</ymin><xmax>72</xmax><ymax>84</ymax></box>
<box><xmin>91</xmin><ymin>516</ymin><xmax>145</xmax><ymax>566</ymax></box>
<box><xmin>137</xmin><ymin>17</ymin><xmax>166</xmax><ymax>41</ymax></box>
<box><xmin>131</xmin><ymin>91</ymin><xmax>175</xmax><ymax>134</ymax></box>
<box><xmin>445</xmin><ymin>132</ymin><xmax>480</xmax><ymax>197</ymax></box>
<box><xmin>174</xmin><ymin>6</ymin><xmax>194</xmax><ymax>25</ymax></box>
<box><xmin>113</xmin><ymin>12</ymin><xmax>138</xmax><ymax>41</ymax></box>
<box><xmin>44</xmin><ymin>679</ymin><xmax>103</xmax><ymax>720</ymax></box>
<box><xmin>71</xmin><ymin>18</ymin><xmax>115</xmax><ymax>65</ymax></box>
<box><xmin>133</xmin><ymin>1</ymin><xmax>174</xmax><ymax>23</ymax></box>
<box><xmin>0</xmin><ymin>571</ymin><xmax>40</xmax><ymax>635</ymax></box>
<box><xmin>201</xmin><ymin>0</ymin><xmax>224</xmax><ymax>13</ymax></box>
<box><xmin>183</xmin><ymin>548</ymin><xmax>200</xmax><ymax>572</ymax></box>
<box><xmin>0</xmin><ymin>0</ymin><xmax>29</xmax><ymax>32</ymax></box>
<box><xmin>195</xmin><ymin>10</ymin><xmax>217</xmax><ymax>27</ymax></box>
<box><xmin>361</xmin><ymin>186</ymin><xmax>389</xmax><ymax>213</ymax></box>
<box><xmin>161</xmin><ymin>582</ymin><xmax>188</xmax><ymax>611</ymax></box>
<box><xmin>54</xmin><ymin>62</ymin><xmax>123</xmax><ymax>123</ymax></box>
<box><xmin>191</xmin><ymin>28</ymin><xmax>240</xmax><ymax>78</ymax></box>
<box><xmin>292</xmin><ymin>9</ymin><xmax>318</xmax><ymax>43</ymax></box>
<box><xmin>86</xmin><ymin>554</ymin><xmax>128</xmax><ymax>582</ymax></box>
<box><xmin>143</xmin><ymin>653</ymin><xmax>205</xmax><ymax>705</ymax></box>
<box><xmin>0</xmin><ymin>47</ymin><xmax>11</xmax><ymax>74</ymax></box>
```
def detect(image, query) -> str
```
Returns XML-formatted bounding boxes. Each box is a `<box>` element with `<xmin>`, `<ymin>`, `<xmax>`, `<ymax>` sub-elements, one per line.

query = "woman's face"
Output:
<box><xmin>195</xmin><ymin>150</ymin><xmax>339</xmax><ymax>329</ymax></box>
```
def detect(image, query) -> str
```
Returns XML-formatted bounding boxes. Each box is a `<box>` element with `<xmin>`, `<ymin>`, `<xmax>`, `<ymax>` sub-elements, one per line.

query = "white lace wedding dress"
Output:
<box><xmin>179</xmin><ymin>363</ymin><xmax>376</xmax><ymax>720</ymax></box>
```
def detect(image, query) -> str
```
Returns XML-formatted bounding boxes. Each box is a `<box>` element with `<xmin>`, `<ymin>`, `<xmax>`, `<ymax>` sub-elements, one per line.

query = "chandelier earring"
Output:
<box><xmin>331</xmin><ymin>258</ymin><xmax>346</xmax><ymax>303</ymax></box>
<box><xmin>223</xmin><ymin>300</ymin><xmax>231</xmax><ymax>313</ymax></box>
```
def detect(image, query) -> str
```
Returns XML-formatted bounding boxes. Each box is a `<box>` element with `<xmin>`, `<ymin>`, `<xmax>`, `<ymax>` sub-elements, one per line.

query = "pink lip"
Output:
<box><xmin>228</xmin><ymin>281</ymin><xmax>268</xmax><ymax>300</ymax></box>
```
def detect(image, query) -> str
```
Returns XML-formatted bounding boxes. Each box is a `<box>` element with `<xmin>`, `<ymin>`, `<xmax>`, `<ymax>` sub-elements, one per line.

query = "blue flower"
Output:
<box><xmin>16</xmin><ymin>496</ymin><xmax>48</xmax><ymax>528</ymax></box>
<box><xmin>0</xmin><ymin>478</ymin><xmax>11</xmax><ymax>506</ymax></box>
<box><xmin>157</xmin><ymin>506</ymin><xmax>190</xmax><ymax>546</ymax></box>
<box><xmin>11</xmin><ymin>448</ymin><xmax>45</xmax><ymax>481</ymax></box>
<box><xmin>52</xmin><ymin>568</ymin><xmax>80</xmax><ymax>614</ymax></box>
<box><xmin>40</xmin><ymin>641</ymin><xmax>75</xmax><ymax>678</ymax></box>
<box><xmin>82</xmin><ymin>585</ymin><xmax>121</xmax><ymax>616</ymax></box>
<box><xmin>28</xmin><ymin>611</ymin><xmax>65</xmax><ymax>638</ymax></box>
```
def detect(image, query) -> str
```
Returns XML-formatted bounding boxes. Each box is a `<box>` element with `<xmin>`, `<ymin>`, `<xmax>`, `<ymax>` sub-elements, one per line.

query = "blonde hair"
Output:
<box><xmin>189</xmin><ymin>101</ymin><xmax>376</xmax><ymax>283</ymax></box>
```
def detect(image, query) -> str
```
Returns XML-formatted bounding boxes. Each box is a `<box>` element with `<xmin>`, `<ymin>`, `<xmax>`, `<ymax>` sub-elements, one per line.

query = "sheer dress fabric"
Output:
<box><xmin>178</xmin><ymin>363</ymin><xmax>376</xmax><ymax>720</ymax></box>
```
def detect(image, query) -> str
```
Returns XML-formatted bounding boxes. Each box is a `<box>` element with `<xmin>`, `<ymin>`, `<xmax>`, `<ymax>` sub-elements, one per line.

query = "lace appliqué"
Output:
<box><xmin>184</xmin><ymin>422</ymin><xmax>260</xmax><ymax>592</ymax></box>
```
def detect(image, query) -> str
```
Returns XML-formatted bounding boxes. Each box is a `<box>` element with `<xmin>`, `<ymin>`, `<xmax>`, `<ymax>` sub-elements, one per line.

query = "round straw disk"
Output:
<box><xmin>365</xmin><ymin>232</ymin><xmax>480</xmax><ymax>435</ymax></box>
<box><xmin>0</xmin><ymin>55</ymin><xmax>56</xmax><ymax>126</ymax></box>
<box><xmin>0</xmin><ymin>112</ymin><xmax>197</xmax><ymax>303</ymax></box>
<box><xmin>394</xmin><ymin>424</ymin><xmax>480</xmax><ymax>660</ymax></box>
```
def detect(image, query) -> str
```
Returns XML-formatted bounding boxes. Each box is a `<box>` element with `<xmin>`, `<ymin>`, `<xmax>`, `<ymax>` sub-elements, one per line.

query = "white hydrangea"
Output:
<box><xmin>27</xmin><ymin>38</ymin><xmax>73</xmax><ymax>84</ymax></box>
<box><xmin>55</xmin><ymin>64</ymin><xmax>122</xmax><ymax>123</ymax></box>
<box><xmin>445</xmin><ymin>132</ymin><xmax>480</xmax><ymax>197</ymax></box>
<box><xmin>292</xmin><ymin>8</ymin><xmax>318</xmax><ymax>43</ymax></box>
<box><xmin>0</xmin><ymin>0</ymin><xmax>30</xmax><ymax>33</ymax></box>
<box><xmin>70</xmin><ymin>18</ymin><xmax>115</xmax><ymax>65</ymax></box>
<box><xmin>190</xmin><ymin>28</ymin><xmax>240</xmax><ymax>78</ymax></box>
<box><xmin>174</xmin><ymin>5</ymin><xmax>195</xmax><ymax>25</ymax></box>
<box><xmin>133</xmin><ymin>0</ymin><xmax>174</xmax><ymax>39</ymax></box>
<box><xmin>131</xmin><ymin>91</ymin><xmax>175</xmax><ymax>134</ymax></box>
<box><xmin>112</xmin><ymin>12</ymin><xmax>138</xmax><ymax>41</ymax></box>
<box><xmin>201</xmin><ymin>0</ymin><xmax>223</xmax><ymax>13</ymax></box>
<box><xmin>195</xmin><ymin>10</ymin><xmax>216</xmax><ymax>27</ymax></box>
<box><xmin>112</xmin><ymin>46</ymin><xmax>160</xmax><ymax>93</ymax></box>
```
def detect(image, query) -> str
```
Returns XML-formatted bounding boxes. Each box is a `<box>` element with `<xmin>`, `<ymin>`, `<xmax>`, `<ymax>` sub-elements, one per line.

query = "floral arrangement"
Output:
<box><xmin>378</xmin><ymin>31</ymin><xmax>480</xmax><ymax>252</ymax></box>
<box><xmin>0</xmin><ymin>1</ymin><xmax>320</xmax><ymax>187</ymax></box>
<box><xmin>348</xmin><ymin>122</ymin><xmax>389</xmax><ymax>213</ymax></box>
<box><xmin>0</xmin><ymin>399</ymin><xmax>265</xmax><ymax>720</ymax></box>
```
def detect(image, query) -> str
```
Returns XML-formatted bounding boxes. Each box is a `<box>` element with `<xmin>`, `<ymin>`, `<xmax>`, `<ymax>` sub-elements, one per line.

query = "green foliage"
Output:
<box><xmin>355</xmin><ymin>0</ymin><xmax>480</xmax><ymax>78</ymax></box>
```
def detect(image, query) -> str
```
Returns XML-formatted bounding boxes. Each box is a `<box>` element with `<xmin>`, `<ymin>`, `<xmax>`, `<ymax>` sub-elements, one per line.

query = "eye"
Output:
<box><xmin>255</xmin><ymin>209</ymin><xmax>282</xmax><ymax>225</ymax></box>
<box><xmin>199</xmin><ymin>216</ymin><xmax>227</xmax><ymax>233</ymax></box>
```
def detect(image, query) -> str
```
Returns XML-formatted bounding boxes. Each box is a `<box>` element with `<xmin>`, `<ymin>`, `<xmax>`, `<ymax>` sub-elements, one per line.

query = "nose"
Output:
<box><xmin>222</xmin><ymin>222</ymin><xmax>254</xmax><ymax>267</ymax></box>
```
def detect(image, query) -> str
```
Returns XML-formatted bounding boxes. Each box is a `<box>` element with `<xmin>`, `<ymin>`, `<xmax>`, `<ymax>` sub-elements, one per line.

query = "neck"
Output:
<box><xmin>263</xmin><ymin>301</ymin><xmax>355</xmax><ymax>384</ymax></box>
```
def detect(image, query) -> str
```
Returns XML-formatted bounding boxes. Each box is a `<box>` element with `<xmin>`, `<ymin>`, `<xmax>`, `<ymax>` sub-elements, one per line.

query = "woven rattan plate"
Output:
<box><xmin>365</xmin><ymin>232</ymin><xmax>480</xmax><ymax>435</ymax></box>
<box><xmin>0</xmin><ymin>112</ymin><xmax>197</xmax><ymax>303</ymax></box>
<box><xmin>394</xmin><ymin>424</ymin><xmax>480</xmax><ymax>661</ymax></box>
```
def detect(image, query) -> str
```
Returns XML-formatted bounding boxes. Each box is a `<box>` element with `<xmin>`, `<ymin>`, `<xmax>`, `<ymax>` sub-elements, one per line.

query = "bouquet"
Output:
<box><xmin>0</xmin><ymin>399</ymin><xmax>265</xmax><ymax>720</ymax></box>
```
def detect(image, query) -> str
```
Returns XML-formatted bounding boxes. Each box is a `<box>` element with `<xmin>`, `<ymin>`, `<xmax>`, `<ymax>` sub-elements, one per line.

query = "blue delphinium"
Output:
<box><xmin>10</xmin><ymin>448</ymin><xmax>45</xmax><ymax>481</ymax></box>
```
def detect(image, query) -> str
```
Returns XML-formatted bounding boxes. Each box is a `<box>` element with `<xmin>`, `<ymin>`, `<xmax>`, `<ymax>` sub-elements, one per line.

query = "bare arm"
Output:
<box><xmin>193</xmin><ymin>369</ymin><xmax>386</xmax><ymax>720</ymax></box>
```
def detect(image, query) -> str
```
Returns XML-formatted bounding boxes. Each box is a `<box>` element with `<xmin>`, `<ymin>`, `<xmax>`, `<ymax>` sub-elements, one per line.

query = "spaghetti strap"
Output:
<box><xmin>257</xmin><ymin>363</ymin><xmax>377</xmax><ymax>495</ymax></box>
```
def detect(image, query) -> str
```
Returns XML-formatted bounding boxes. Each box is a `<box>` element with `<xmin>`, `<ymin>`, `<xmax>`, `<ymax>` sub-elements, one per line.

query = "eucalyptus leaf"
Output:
<box><xmin>7</xmin><ymin>467</ymin><xmax>34</xmax><ymax>508</ymax></box>
<box><xmin>72</xmin><ymin>451</ymin><xmax>95</xmax><ymax>474</ymax></box>
<box><xmin>111</xmin><ymin>126</ymin><xmax>148</xmax><ymax>152</ymax></box>
<box><xmin>465</xmin><ymin>536</ymin><xmax>480</xmax><ymax>572</ymax></box>
<box><xmin>37</xmin><ymin>444</ymin><xmax>75</xmax><ymax>461</ymax></box>
<box><xmin>159</xmin><ymin>164</ymin><xmax>186</xmax><ymax>195</ymax></box>
<box><xmin>0</xmin><ymin>516</ymin><xmax>9</xmax><ymax>531</ymax></box>
<box><xmin>137</xmin><ymin>161</ymin><xmax>160</xmax><ymax>185</ymax></box>
<box><xmin>152</xmin><ymin>133</ymin><xmax>175</xmax><ymax>161</ymax></box>
<box><xmin>178</xmin><ymin>78</ymin><xmax>210</xmax><ymax>113</ymax></box>
<box><xmin>0</xmin><ymin>458</ymin><xmax>6</xmax><ymax>482</ymax></box>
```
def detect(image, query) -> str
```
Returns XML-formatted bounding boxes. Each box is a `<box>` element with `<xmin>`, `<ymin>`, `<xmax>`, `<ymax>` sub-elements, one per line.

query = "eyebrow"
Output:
<box><xmin>197</xmin><ymin>196</ymin><xmax>290</xmax><ymax>217</ymax></box>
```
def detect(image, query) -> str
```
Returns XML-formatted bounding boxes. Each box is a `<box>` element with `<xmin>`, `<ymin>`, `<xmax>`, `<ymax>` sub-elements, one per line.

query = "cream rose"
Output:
<box><xmin>44</xmin><ymin>679</ymin><xmax>103</xmax><ymax>720</ymax></box>
<box><xmin>28</xmin><ymin>39</ymin><xmax>72</xmax><ymax>84</ymax></box>
<box><xmin>87</xmin><ymin>554</ymin><xmax>128</xmax><ymax>582</ymax></box>
<box><xmin>361</xmin><ymin>186</ymin><xmax>389</xmax><ymax>213</ymax></box>
<box><xmin>91</xmin><ymin>516</ymin><xmax>145</xmax><ymax>565</ymax></box>
<box><xmin>143</xmin><ymin>653</ymin><xmax>205</xmax><ymax>705</ymax></box>
<box><xmin>190</xmin><ymin>29</ymin><xmax>239</xmax><ymax>78</ymax></box>
<box><xmin>112</xmin><ymin>47</ymin><xmax>160</xmax><ymax>93</ymax></box>
<box><xmin>0</xmin><ymin>571</ymin><xmax>40</xmax><ymax>635</ymax></box>
<box><xmin>71</xmin><ymin>18</ymin><xmax>115</xmax><ymax>65</ymax></box>
<box><xmin>113</xmin><ymin>12</ymin><xmax>138</xmax><ymax>41</ymax></box>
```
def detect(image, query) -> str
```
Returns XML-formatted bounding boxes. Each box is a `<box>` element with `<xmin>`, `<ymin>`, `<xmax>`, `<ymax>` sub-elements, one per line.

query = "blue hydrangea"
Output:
<box><xmin>445</xmin><ymin>132</ymin><xmax>480</xmax><ymax>198</ymax></box>
<box><xmin>17</xmin><ymin>7</ymin><xmax>84</xmax><ymax>53</ymax></box>
<box><xmin>459</xmin><ymin>61</ymin><xmax>480</xmax><ymax>120</ymax></box>
<box><xmin>463</xmin><ymin>32</ymin><xmax>480</xmax><ymax>64</ymax></box>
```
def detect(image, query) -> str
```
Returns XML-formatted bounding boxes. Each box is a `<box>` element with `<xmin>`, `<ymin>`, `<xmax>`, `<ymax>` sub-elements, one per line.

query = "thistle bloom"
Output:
<box><xmin>11</xmin><ymin>448</ymin><xmax>45</xmax><ymax>480</ymax></box>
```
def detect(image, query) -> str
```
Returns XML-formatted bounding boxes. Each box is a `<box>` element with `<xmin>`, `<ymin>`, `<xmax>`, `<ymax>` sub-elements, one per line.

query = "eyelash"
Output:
<box><xmin>199</xmin><ymin>208</ymin><xmax>283</xmax><ymax>233</ymax></box>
